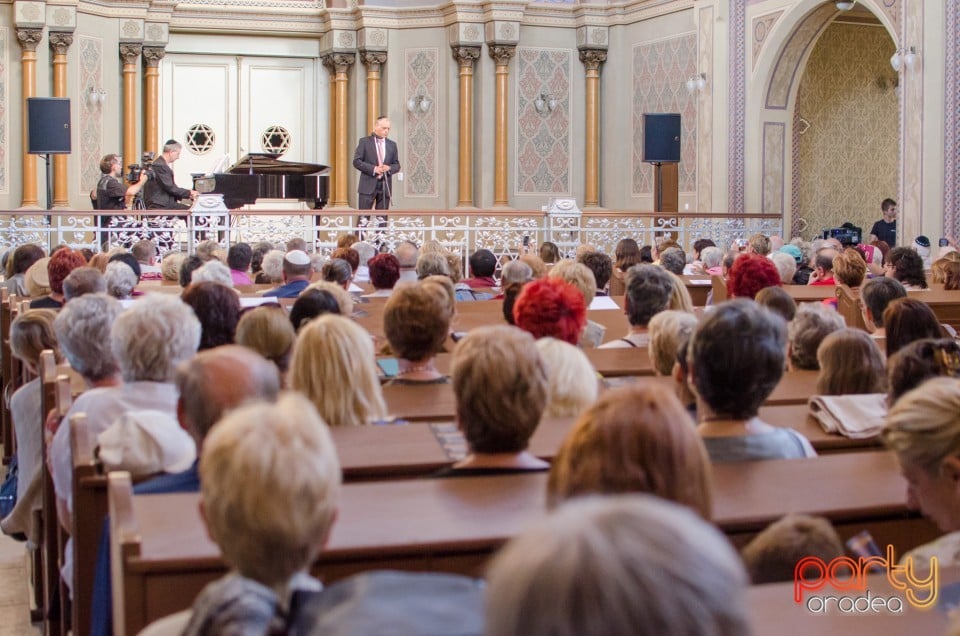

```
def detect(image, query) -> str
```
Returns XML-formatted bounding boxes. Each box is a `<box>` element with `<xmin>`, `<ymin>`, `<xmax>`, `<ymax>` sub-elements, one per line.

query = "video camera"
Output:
<box><xmin>822</xmin><ymin>225</ymin><xmax>861</xmax><ymax>247</ymax></box>
<box><xmin>126</xmin><ymin>151</ymin><xmax>156</xmax><ymax>183</ymax></box>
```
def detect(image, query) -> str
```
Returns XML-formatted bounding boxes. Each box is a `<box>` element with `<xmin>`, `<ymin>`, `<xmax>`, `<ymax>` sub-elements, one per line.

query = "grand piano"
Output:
<box><xmin>193</xmin><ymin>153</ymin><xmax>329</xmax><ymax>210</ymax></box>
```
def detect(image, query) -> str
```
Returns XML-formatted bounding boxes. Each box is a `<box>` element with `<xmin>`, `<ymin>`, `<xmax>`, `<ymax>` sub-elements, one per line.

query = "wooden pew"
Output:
<box><xmin>1</xmin><ymin>288</ymin><xmax>11</xmax><ymax>462</ymax></box>
<box><xmin>425</xmin><ymin>346</ymin><xmax>655</xmax><ymax>378</ymax></box>
<box><xmin>383</xmin><ymin>372</ymin><xmax>820</xmax><ymax>421</ymax></box>
<box><xmin>107</xmin><ymin>451</ymin><xmax>938</xmax><ymax>635</ymax></box>
<box><xmin>836</xmin><ymin>284</ymin><xmax>960</xmax><ymax>332</ymax></box>
<box><xmin>680</xmin><ymin>276</ymin><xmax>712</xmax><ymax>306</ymax></box>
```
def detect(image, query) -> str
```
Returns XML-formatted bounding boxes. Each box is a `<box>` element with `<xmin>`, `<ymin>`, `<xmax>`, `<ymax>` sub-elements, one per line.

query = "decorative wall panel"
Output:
<box><xmin>78</xmin><ymin>36</ymin><xmax>103</xmax><ymax>196</ymax></box>
<box><xmin>403</xmin><ymin>48</ymin><xmax>438</xmax><ymax>198</ymax></box>
<box><xmin>0</xmin><ymin>28</ymin><xmax>8</xmax><ymax>193</ymax></box>
<box><xmin>728</xmin><ymin>0</ymin><xmax>746</xmax><ymax>212</ymax></box>
<box><xmin>631</xmin><ymin>34</ymin><xmax>697</xmax><ymax>196</ymax></box>
<box><xmin>515</xmin><ymin>47</ymin><xmax>571</xmax><ymax>195</ymax></box>
<box><xmin>762</xmin><ymin>122</ymin><xmax>785</xmax><ymax>216</ymax></box>
<box><xmin>752</xmin><ymin>10</ymin><xmax>783</xmax><ymax>71</ymax></box>
<box><xmin>795</xmin><ymin>23</ymin><xmax>898</xmax><ymax>240</ymax></box>
<box><xmin>946</xmin><ymin>0</ymin><xmax>960</xmax><ymax>238</ymax></box>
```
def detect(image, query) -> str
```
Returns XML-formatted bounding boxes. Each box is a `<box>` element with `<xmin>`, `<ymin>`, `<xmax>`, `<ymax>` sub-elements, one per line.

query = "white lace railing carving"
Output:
<box><xmin>0</xmin><ymin>209</ymin><xmax>783</xmax><ymax>266</ymax></box>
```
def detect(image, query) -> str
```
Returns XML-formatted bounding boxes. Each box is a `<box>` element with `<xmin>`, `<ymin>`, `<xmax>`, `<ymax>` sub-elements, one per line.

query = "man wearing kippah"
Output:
<box><xmin>263</xmin><ymin>250</ymin><xmax>313</xmax><ymax>298</ymax></box>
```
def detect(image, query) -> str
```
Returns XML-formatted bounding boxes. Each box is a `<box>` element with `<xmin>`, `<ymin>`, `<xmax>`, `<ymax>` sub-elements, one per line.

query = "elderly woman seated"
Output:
<box><xmin>383</xmin><ymin>282</ymin><xmax>451</xmax><ymax>385</ymax></box>
<box><xmin>289</xmin><ymin>314</ymin><xmax>388</xmax><ymax>427</ymax></box>
<box><xmin>181</xmin><ymin>281</ymin><xmax>241</xmax><ymax>350</ymax></box>
<box><xmin>885</xmin><ymin>246</ymin><xmax>928</xmax><ymax>290</ymax></box>
<box><xmin>691</xmin><ymin>299</ymin><xmax>816</xmax><ymax>462</ymax></box>
<box><xmin>104</xmin><ymin>260</ymin><xmax>139</xmax><ymax>300</ymax></box>
<box><xmin>787</xmin><ymin>303</ymin><xmax>845</xmax><ymax>371</ymax></box>
<box><xmin>436</xmin><ymin>325</ymin><xmax>549</xmax><ymax>476</ymax></box>
<box><xmin>365</xmin><ymin>253</ymin><xmax>401</xmax><ymax>297</ymax></box>
<box><xmin>883</xmin><ymin>378</ymin><xmax>960</xmax><ymax>567</ymax></box>
<box><xmin>321</xmin><ymin>258</ymin><xmax>354</xmax><ymax>291</ymax></box>
<box><xmin>547</xmin><ymin>384</ymin><xmax>710</xmax><ymax>518</ymax></box>
<box><xmin>534</xmin><ymin>338</ymin><xmax>598</xmax><ymax>419</ymax></box>
<box><xmin>513</xmin><ymin>277</ymin><xmax>586</xmax><ymax>346</ymax></box>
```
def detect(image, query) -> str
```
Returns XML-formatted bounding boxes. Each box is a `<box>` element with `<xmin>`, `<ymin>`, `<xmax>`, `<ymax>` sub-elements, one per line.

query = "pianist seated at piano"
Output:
<box><xmin>143</xmin><ymin>140</ymin><xmax>198</xmax><ymax>210</ymax></box>
<box><xmin>263</xmin><ymin>250</ymin><xmax>313</xmax><ymax>299</ymax></box>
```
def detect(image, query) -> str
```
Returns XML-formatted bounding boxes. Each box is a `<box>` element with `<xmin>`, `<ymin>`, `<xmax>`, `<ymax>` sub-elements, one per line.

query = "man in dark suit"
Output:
<box><xmin>143</xmin><ymin>139</ymin><xmax>198</xmax><ymax>210</ymax></box>
<box><xmin>353</xmin><ymin>116</ymin><xmax>400</xmax><ymax>210</ymax></box>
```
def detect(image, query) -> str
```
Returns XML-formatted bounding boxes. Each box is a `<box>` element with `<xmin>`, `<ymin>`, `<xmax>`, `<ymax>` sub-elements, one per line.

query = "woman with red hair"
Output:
<box><xmin>726</xmin><ymin>253</ymin><xmax>782</xmax><ymax>300</ymax></box>
<box><xmin>513</xmin><ymin>277</ymin><xmax>587</xmax><ymax>345</ymax></box>
<box><xmin>29</xmin><ymin>248</ymin><xmax>87</xmax><ymax>309</ymax></box>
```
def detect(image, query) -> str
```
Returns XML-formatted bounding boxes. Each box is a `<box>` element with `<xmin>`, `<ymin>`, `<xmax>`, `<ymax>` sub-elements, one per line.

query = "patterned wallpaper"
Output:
<box><xmin>795</xmin><ymin>23</ymin><xmax>898</xmax><ymax>240</ymax></box>
<box><xmin>728</xmin><ymin>0</ymin><xmax>746</xmax><ymax>212</ymax></box>
<box><xmin>946</xmin><ymin>0</ymin><xmax>959</xmax><ymax>239</ymax></box>
<box><xmin>631</xmin><ymin>34</ymin><xmax>697</xmax><ymax>196</ymax></box>
<box><xmin>515</xmin><ymin>47</ymin><xmax>571</xmax><ymax>195</ymax></box>
<box><xmin>78</xmin><ymin>36</ymin><xmax>103</xmax><ymax>196</ymax></box>
<box><xmin>403</xmin><ymin>48</ymin><xmax>438</xmax><ymax>198</ymax></box>
<box><xmin>0</xmin><ymin>28</ymin><xmax>7</xmax><ymax>194</ymax></box>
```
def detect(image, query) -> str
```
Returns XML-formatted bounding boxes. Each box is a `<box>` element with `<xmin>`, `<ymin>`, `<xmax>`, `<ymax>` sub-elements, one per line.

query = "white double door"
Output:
<box><xmin>160</xmin><ymin>54</ymin><xmax>320</xmax><ymax>201</ymax></box>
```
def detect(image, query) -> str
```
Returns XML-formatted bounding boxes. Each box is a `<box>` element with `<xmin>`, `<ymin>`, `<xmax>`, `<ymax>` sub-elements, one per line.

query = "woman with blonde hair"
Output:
<box><xmin>665</xmin><ymin>271</ymin><xmax>695</xmax><ymax>313</ymax></box>
<box><xmin>882</xmin><ymin>378</ymin><xmax>960</xmax><ymax>566</ymax></box>
<box><xmin>815</xmin><ymin>328</ymin><xmax>886</xmax><ymax>395</ymax></box>
<box><xmin>535</xmin><ymin>338</ymin><xmax>598</xmax><ymax>419</ymax></box>
<box><xmin>289</xmin><ymin>314</ymin><xmax>388</xmax><ymax>427</ymax></box>
<box><xmin>235</xmin><ymin>305</ymin><xmax>296</xmax><ymax>380</ymax></box>
<box><xmin>546</xmin><ymin>384</ymin><xmax>710</xmax><ymax>518</ymax></box>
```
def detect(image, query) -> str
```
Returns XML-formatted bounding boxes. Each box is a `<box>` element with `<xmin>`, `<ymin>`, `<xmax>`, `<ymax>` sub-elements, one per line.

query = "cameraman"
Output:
<box><xmin>143</xmin><ymin>139</ymin><xmax>199</xmax><ymax>210</ymax></box>
<box><xmin>94</xmin><ymin>154</ymin><xmax>146</xmax><ymax>228</ymax></box>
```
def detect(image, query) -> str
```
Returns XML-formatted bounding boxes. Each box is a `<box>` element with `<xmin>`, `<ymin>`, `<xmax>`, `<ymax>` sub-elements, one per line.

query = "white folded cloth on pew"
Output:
<box><xmin>808</xmin><ymin>394</ymin><xmax>888</xmax><ymax>439</ymax></box>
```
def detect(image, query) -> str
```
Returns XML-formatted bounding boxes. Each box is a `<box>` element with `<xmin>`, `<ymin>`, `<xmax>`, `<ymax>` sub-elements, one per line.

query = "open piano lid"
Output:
<box><xmin>228</xmin><ymin>153</ymin><xmax>329</xmax><ymax>175</ymax></box>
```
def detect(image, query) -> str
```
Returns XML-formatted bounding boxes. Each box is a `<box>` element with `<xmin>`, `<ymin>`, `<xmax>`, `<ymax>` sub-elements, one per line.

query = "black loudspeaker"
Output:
<box><xmin>642</xmin><ymin>113</ymin><xmax>681</xmax><ymax>163</ymax></box>
<box><xmin>27</xmin><ymin>98</ymin><xmax>71</xmax><ymax>154</ymax></box>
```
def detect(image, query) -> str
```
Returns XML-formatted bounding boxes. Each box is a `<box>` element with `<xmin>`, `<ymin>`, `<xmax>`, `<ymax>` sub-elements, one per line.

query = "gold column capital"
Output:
<box><xmin>488</xmin><ymin>45</ymin><xmax>515</xmax><ymax>66</ymax></box>
<box><xmin>453</xmin><ymin>46</ymin><xmax>480</xmax><ymax>69</ymax></box>
<box><xmin>360</xmin><ymin>50</ymin><xmax>387</xmax><ymax>71</ymax></box>
<box><xmin>48</xmin><ymin>32</ymin><xmax>73</xmax><ymax>56</ymax></box>
<box><xmin>16</xmin><ymin>28</ymin><xmax>43</xmax><ymax>52</ymax></box>
<box><xmin>322</xmin><ymin>52</ymin><xmax>355</xmax><ymax>75</ymax></box>
<box><xmin>119</xmin><ymin>43</ymin><xmax>142</xmax><ymax>66</ymax></box>
<box><xmin>578</xmin><ymin>48</ymin><xmax>607</xmax><ymax>71</ymax></box>
<box><xmin>142</xmin><ymin>46</ymin><xmax>166</xmax><ymax>68</ymax></box>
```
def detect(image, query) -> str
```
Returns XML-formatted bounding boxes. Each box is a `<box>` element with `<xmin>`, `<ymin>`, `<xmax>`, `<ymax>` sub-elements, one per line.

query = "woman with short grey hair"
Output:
<box><xmin>104</xmin><ymin>261</ymin><xmax>138</xmax><ymax>300</ymax></box>
<box><xmin>53</xmin><ymin>293</ymin><xmax>123</xmax><ymax>387</ymax></box>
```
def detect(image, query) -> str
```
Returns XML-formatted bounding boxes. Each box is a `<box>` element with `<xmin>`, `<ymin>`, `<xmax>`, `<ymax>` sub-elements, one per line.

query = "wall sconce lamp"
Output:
<box><xmin>685</xmin><ymin>73</ymin><xmax>708</xmax><ymax>94</ymax></box>
<box><xmin>835</xmin><ymin>1</ymin><xmax>855</xmax><ymax>11</ymax></box>
<box><xmin>534</xmin><ymin>93</ymin><xmax>558</xmax><ymax>115</ymax></box>
<box><xmin>86</xmin><ymin>86</ymin><xmax>107</xmax><ymax>107</ymax></box>
<box><xmin>406</xmin><ymin>94</ymin><xmax>432</xmax><ymax>114</ymax></box>
<box><xmin>890</xmin><ymin>46</ymin><xmax>919</xmax><ymax>72</ymax></box>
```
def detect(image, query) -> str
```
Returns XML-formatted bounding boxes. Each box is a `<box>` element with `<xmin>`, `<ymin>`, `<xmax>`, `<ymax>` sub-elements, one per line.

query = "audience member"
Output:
<box><xmin>289</xmin><ymin>288</ymin><xmax>341</xmax><ymax>331</ymax></box>
<box><xmin>160</xmin><ymin>252</ymin><xmax>186</xmax><ymax>284</ymax></box>
<box><xmin>546</xmin><ymin>384</ymin><xmax>708</xmax><ymax>517</ymax></box>
<box><xmin>227</xmin><ymin>242</ymin><xmax>253</xmax><ymax>286</ymax></box>
<box><xmin>807</xmin><ymin>247</ymin><xmax>839</xmax><ymax>286</ymax></box>
<box><xmin>658</xmin><ymin>247</ymin><xmax>685</xmax><ymax>276</ymax></box>
<box><xmin>181</xmin><ymin>282</ymin><xmax>241</xmax><ymax>350</ymax></box>
<box><xmin>539</xmin><ymin>241</ymin><xmax>560</xmax><ymax>265</ymax></box>
<box><xmin>235</xmin><ymin>305</ymin><xmax>296</xmax><ymax>379</ymax></box>
<box><xmin>501</xmin><ymin>282</ymin><xmax>527</xmax><ymax>326</ymax></box>
<box><xmin>485</xmin><ymin>496</ymin><xmax>750</xmax><ymax>636</ymax></box>
<box><xmin>885</xmin><ymin>246</ymin><xmax>928</xmax><ymax>289</ymax></box>
<box><xmin>690</xmin><ymin>299</ymin><xmax>816</xmax><ymax>461</ymax></box>
<box><xmin>179</xmin><ymin>255</ymin><xmax>204</xmax><ymax>287</ymax></box>
<box><xmin>664</xmin><ymin>271</ymin><xmax>694</xmax><ymax>313</ymax></box>
<box><xmin>518</xmin><ymin>254</ymin><xmax>546</xmax><ymax>279</ymax></box>
<box><xmin>815</xmin><ymin>328</ymin><xmax>886</xmax><ymax>395</ymax></box>
<box><xmin>787</xmin><ymin>304</ymin><xmax>845</xmax><ymax>371</ymax></box>
<box><xmin>258</xmin><ymin>249</ymin><xmax>285</xmax><ymax>285</ymax></box>
<box><xmin>53</xmin><ymin>294</ymin><xmax>122</xmax><ymax>389</ymax></box>
<box><xmin>195</xmin><ymin>240</ymin><xmax>220</xmax><ymax>262</ymax></box>
<box><xmin>383</xmin><ymin>283</ymin><xmax>451</xmax><ymax>385</ymax></box>
<box><xmin>251</xmin><ymin>242</ymin><xmax>276</xmax><ymax>283</ymax></box>
<box><xmin>264</xmin><ymin>250</ymin><xmax>313</xmax><ymax>298</ymax></box>
<box><xmin>321</xmin><ymin>258</ymin><xmax>353</xmax><ymax>290</ymax></box>
<box><xmin>30</xmin><ymin>248</ymin><xmax>86</xmax><ymax>308</ymax></box>
<box><xmin>0</xmin><ymin>310</ymin><xmax>61</xmax><ymax>540</ymax></box>
<box><xmin>366</xmin><ymin>253</ymin><xmax>401</xmax><ymax>297</ymax></box>
<box><xmin>884</xmin><ymin>297</ymin><xmax>946</xmax><ymax>358</ymax></box>
<box><xmin>769</xmin><ymin>252</ymin><xmax>797</xmax><ymax>286</ymax></box>
<box><xmin>600</xmin><ymin>264</ymin><xmax>673</xmax><ymax>349</ymax></box>
<box><xmin>747</xmin><ymin>233</ymin><xmax>772</xmax><ymax>256</ymax></box>
<box><xmin>330</xmin><ymin>247</ymin><xmax>360</xmax><ymax>277</ymax></box>
<box><xmin>394</xmin><ymin>240</ymin><xmax>420</xmax><ymax>283</ymax></box>
<box><xmin>741</xmin><ymin>514</ymin><xmax>844</xmax><ymax>584</ymax></box>
<box><xmin>513</xmin><ymin>277</ymin><xmax>586</xmax><ymax>346</ymax></box>
<box><xmin>178</xmin><ymin>392</ymin><xmax>340</xmax><ymax>634</ymax></box>
<box><xmin>462</xmin><ymin>249</ymin><xmax>498</xmax><ymax>288</ymax></box>
<box><xmin>883</xmin><ymin>378</ymin><xmax>960</xmax><ymax>567</ymax></box>
<box><xmin>438</xmin><ymin>325</ymin><xmax>548</xmax><ymax>475</ymax></box>
<box><xmin>103</xmin><ymin>260</ymin><xmax>139</xmax><ymax>300</ymax></box>
<box><xmin>131</xmin><ymin>240</ymin><xmax>161</xmax><ymax>277</ymax></box>
<box><xmin>190</xmin><ymin>260</ymin><xmax>234</xmax><ymax>288</ymax></box>
<box><xmin>833</xmin><ymin>247</ymin><xmax>867</xmax><ymax>288</ymax></box>
<box><xmin>648</xmin><ymin>310</ymin><xmax>699</xmax><ymax>376</ymax></box>
<box><xmin>499</xmin><ymin>259</ymin><xmax>533</xmax><ymax>289</ymax></box>
<box><xmin>415</xmin><ymin>252</ymin><xmax>451</xmax><ymax>280</ymax></box>
<box><xmin>754</xmin><ymin>286</ymin><xmax>797</xmax><ymax>322</ymax></box>
<box><xmin>62</xmin><ymin>266</ymin><xmax>106</xmax><ymax>301</ymax></box>
<box><xmin>534</xmin><ymin>338</ymin><xmax>598</xmax><ymax>419</ymax></box>
<box><xmin>611</xmin><ymin>238</ymin><xmax>642</xmax><ymax>295</ymax></box>
<box><xmin>24</xmin><ymin>257</ymin><xmax>51</xmax><ymax>298</ymax></box>
<box><xmin>860</xmin><ymin>276</ymin><xmax>907</xmax><ymax>337</ymax></box>
<box><xmin>335</xmin><ymin>233</ymin><xmax>357</xmax><ymax>249</ymax></box>
<box><xmin>4</xmin><ymin>244</ymin><xmax>44</xmax><ymax>297</ymax></box>
<box><xmin>700</xmin><ymin>246</ymin><xmax>724</xmax><ymax>277</ymax></box>
<box><xmin>352</xmin><ymin>241</ymin><xmax>377</xmax><ymax>283</ymax></box>
<box><xmin>727</xmin><ymin>253</ymin><xmax>781</xmax><ymax>299</ymax></box>
<box><xmin>887</xmin><ymin>339</ymin><xmax>960</xmax><ymax>406</ymax></box>
<box><xmin>549</xmin><ymin>260</ymin><xmax>603</xmax><ymax>346</ymax></box>
<box><xmin>289</xmin><ymin>314</ymin><xmax>388</xmax><ymax>427</ymax></box>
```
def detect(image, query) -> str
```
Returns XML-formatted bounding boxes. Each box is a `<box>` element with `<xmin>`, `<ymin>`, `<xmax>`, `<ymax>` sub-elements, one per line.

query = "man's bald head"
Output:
<box><xmin>175</xmin><ymin>345</ymin><xmax>281</xmax><ymax>447</ymax></box>
<box><xmin>394</xmin><ymin>241</ymin><xmax>420</xmax><ymax>268</ymax></box>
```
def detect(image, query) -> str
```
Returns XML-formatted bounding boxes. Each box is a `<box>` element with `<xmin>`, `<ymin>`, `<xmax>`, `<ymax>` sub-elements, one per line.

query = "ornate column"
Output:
<box><xmin>120</xmin><ymin>43</ymin><xmax>142</xmax><ymax>176</ymax></box>
<box><xmin>359</xmin><ymin>51</ymin><xmax>387</xmax><ymax>135</ymax></box>
<box><xmin>321</xmin><ymin>55</ymin><xmax>338</xmax><ymax>201</ymax></box>
<box><xmin>453</xmin><ymin>46</ymin><xmax>480</xmax><ymax>207</ymax></box>
<box><xmin>17</xmin><ymin>28</ymin><xmax>43</xmax><ymax>208</ymax></box>
<box><xmin>488</xmin><ymin>45</ymin><xmax>515</xmax><ymax>207</ymax></box>
<box><xmin>579</xmin><ymin>48</ymin><xmax>606</xmax><ymax>208</ymax></box>
<box><xmin>49</xmin><ymin>32</ymin><xmax>73</xmax><ymax>207</ymax></box>
<box><xmin>142</xmin><ymin>47</ymin><xmax>165</xmax><ymax>156</ymax></box>
<box><xmin>321</xmin><ymin>53</ymin><xmax>354</xmax><ymax>207</ymax></box>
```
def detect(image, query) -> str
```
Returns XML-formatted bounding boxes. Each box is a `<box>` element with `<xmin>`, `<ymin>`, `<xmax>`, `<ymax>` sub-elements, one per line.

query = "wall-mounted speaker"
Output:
<box><xmin>27</xmin><ymin>98</ymin><xmax>71</xmax><ymax>155</ymax></box>
<box><xmin>642</xmin><ymin>113</ymin><xmax>681</xmax><ymax>164</ymax></box>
